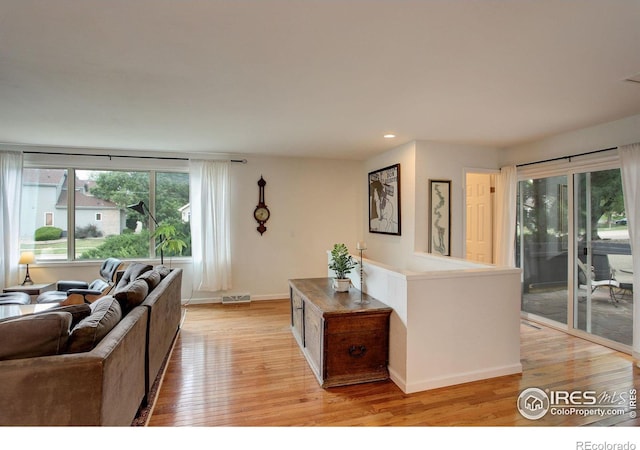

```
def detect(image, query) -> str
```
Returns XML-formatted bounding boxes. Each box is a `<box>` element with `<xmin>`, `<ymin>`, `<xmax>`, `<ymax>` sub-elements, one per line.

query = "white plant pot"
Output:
<box><xmin>333</xmin><ymin>278</ymin><xmax>351</xmax><ymax>292</ymax></box>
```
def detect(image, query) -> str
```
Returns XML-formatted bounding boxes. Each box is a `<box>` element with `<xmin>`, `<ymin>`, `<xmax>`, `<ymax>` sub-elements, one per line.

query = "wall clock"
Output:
<box><xmin>254</xmin><ymin>176</ymin><xmax>270</xmax><ymax>235</ymax></box>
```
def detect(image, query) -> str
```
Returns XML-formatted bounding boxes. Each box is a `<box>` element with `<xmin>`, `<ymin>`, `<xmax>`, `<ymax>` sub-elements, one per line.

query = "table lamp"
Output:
<box><xmin>356</xmin><ymin>241</ymin><xmax>368</xmax><ymax>303</ymax></box>
<box><xmin>19</xmin><ymin>251</ymin><xmax>35</xmax><ymax>285</ymax></box>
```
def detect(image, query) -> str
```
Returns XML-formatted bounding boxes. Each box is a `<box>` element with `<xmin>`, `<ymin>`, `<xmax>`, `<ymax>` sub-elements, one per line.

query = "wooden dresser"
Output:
<box><xmin>289</xmin><ymin>277</ymin><xmax>392</xmax><ymax>388</ymax></box>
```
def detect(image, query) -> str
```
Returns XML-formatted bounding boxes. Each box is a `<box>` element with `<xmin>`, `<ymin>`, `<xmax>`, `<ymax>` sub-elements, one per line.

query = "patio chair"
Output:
<box><xmin>36</xmin><ymin>257</ymin><xmax>123</xmax><ymax>305</ymax></box>
<box><xmin>609</xmin><ymin>262</ymin><xmax>634</xmax><ymax>302</ymax></box>
<box><xmin>576</xmin><ymin>257</ymin><xmax>620</xmax><ymax>305</ymax></box>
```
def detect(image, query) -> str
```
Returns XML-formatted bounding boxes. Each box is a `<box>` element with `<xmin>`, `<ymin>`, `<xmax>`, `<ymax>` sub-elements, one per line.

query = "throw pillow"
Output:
<box><xmin>0</xmin><ymin>312</ymin><xmax>73</xmax><ymax>361</ymax></box>
<box><xmin>114</xmin><ymin>278</ymin><xmax>149</xmax><ymax>312</ymax></box>
<box><xmin>66</xmin><ymin>296</ymin><xmax>122</xmax><ymax>354</ymax></box>
<box><xmin>137</xmin><ymin>269</ymin><xmax>162</xmax><ymax>291</ymax></box>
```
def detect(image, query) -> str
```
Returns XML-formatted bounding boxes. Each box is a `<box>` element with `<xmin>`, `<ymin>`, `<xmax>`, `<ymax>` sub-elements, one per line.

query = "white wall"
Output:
<box><xmin>501</xmin><ymin>113</ymin><xmax>640</xmax><ymax>166</ymax></box>
<box><xmin>363</xmin><ymin>142</ymin><xmax>417</xmax><ymax>268</ymax></box>
<box><xmin>342</xmin><ymin>253</ymin><xmax>522</xmax><ymax>393</ymax></box>
<box><xmin>363</xmin><ymin>140</ymin><xmax>501</xmax><ymax>267</ymax></box>
<box><xmin>189</xmin><ymin>155</ymin><xmax>364</xmax><ymax>302</ymax></box>
<box><xmin>415</xmin><ymin>141</ymin><xmax>501</xmax><ymax>259</ymax></box>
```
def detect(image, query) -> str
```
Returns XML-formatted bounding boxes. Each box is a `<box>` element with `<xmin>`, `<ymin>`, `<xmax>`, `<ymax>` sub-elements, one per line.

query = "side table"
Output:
<box><xmin>0</xmin><ymin>303</ymin><xmax>56</xmax><ymax>320</ymax></box>
<box><xmin>3</xmin><ymin>283</ymin><xmax>56</xmax><ymax>302</ymax></box>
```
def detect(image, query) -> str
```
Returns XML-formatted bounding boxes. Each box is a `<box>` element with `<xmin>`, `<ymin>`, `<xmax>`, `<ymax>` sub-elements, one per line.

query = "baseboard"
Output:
<box><xmin>388</xmin><ymin>366</ymin><xmax>407</xmax><ymax>393</ymax></box>
<box><xmin>183</xmin><ymin>293</ymin><xmax>289</xmax><ymax>305</ymax></box>
<box><xmin>398</xmin><ymin>363</ymin><xmax>523</xmax><ymax>394</ymax></box>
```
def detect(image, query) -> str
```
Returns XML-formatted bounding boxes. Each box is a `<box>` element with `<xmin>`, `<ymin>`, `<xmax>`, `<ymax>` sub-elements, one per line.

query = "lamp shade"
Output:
<box><xmin>127</xmin><ymin>200</ymin><xmax>146</xmax><ymax>215</ymax></box>
<box><xmin>19</xmin><ymin>251</ymin><xmax>35</xmax><ymax>265</ymax></box>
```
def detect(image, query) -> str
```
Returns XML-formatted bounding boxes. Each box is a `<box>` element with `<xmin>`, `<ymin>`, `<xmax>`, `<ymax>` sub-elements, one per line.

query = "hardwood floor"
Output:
<box><xmin>147</xmin><ymin>299</ymin><xmax>639</xmax><ymax>427</ymax></box>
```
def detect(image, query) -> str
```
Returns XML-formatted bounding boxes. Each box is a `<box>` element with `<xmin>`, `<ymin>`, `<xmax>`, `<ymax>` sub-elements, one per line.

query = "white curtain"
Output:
<box><xmin>494</xmin><ymin>165</ymin><xmax>518</xmax><ymax>267</ymax></box>
<box><xmin>0</xmin><ymin>151</ymin><xmax>23</xmax><ymax>288</ymax></box>
<box><xmin>619</xmin><ymin>143</ymin><xmax>640</xmax><ymax>365</ymax></box>
<box><xmin>189</xmin><ymin>159</ymin><xmax>232</xmax><ymax>292</ymax></box>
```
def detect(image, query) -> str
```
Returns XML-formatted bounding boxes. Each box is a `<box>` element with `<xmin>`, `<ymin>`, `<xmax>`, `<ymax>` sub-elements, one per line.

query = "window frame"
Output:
<box><xmin>22</xmin><ymin>153</ymin><xmax>191</xmax><ymax>263</ymax></box>
<box><xmin>516</xmin><ymin>152</ymin><xmax>631</xmax><ymax>353</ymax></box>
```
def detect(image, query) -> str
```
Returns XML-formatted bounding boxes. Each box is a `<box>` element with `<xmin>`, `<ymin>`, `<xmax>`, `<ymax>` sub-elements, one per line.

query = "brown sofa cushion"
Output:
<box><xmin>46</xmin><ymin>303</ymin><xmax>92</xmax><ymax>328</ymax></box>
<box><xmin>115</xmin><ymin>262</ymin><xmax>152</xmax><ymax>291</ymax></box>
<box><xmin>137</xmin><ymin>269</ymin><xmax>162</xmax><ymax>291</ymax></box>
<box><xmin>0</xmin><ymin>312</ymin><xmax>73</xmax><ymax>361</ymax></box>
<box><xmin>114</xmin><ymin>279</ymin><xmax>149</xmax><ymax>312</ymax></box>
<box><xmin>66</xmin><ymin>296</ymin><xmax>122</xmax><ymax>354</ymax></box>
<box><xmin>154</xmin><ymin>265</ymin><xmax>171</xmax><ymax>279</ymax></box>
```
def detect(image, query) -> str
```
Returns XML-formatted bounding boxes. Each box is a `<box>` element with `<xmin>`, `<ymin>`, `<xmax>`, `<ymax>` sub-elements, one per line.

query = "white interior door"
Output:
<box><xmin>466</xmin><ymin>173</ymin><xmax>494</xmax><ymax>263</ymax></box>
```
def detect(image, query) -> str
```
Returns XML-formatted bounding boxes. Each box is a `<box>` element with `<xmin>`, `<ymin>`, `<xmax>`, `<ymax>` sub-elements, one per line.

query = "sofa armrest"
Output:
<box><xmin>57</xmin><ymin>280</ymin><xmax>89</xmax><ymax>291</ymax></box>
<box><xmin>140</xmin><ymin>268</ymin><xmax>182</xmax><ymax>392</ymax></box>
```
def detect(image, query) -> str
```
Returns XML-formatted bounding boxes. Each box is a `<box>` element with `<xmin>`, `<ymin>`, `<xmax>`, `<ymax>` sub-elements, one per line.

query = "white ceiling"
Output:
<box><xmin>1</xmin><ymin>0</ymin><xmax>640</xmax><ymax>160</ymax></box>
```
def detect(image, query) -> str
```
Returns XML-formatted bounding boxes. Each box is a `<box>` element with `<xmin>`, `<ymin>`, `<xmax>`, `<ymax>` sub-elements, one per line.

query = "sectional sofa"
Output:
<box><xmin>0</xmin><ymin>264</ymin><xmax>183</xmax><ymax>426</ymax></box>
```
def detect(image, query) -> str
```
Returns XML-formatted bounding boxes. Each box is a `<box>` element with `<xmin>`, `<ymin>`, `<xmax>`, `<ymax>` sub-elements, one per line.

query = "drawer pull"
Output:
<box><xmin>348</xmin><ymin>345</ymin><xmax>367</xmax><ymax>358</ymax></box>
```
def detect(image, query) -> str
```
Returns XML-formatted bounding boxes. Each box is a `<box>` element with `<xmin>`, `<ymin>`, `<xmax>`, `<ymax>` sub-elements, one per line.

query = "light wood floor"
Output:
<box><xmin>147</xmin><ymin>299</ymin><xmax>639</xmax><ymax>427</ymax></box>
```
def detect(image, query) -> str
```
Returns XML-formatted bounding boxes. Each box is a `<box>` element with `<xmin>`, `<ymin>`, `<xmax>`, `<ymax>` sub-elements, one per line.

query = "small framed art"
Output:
<box><xmin>429</xmin><ymin>179</ymin><xmax>451</xmax><ymax>256</ymax></box>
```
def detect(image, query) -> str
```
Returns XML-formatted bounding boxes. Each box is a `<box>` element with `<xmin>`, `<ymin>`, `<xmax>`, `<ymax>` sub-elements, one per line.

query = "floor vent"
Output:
<box><xmin>222</xmin><ymin>294</ymin><xmax>251</xmax><ymax>304</ymax></box>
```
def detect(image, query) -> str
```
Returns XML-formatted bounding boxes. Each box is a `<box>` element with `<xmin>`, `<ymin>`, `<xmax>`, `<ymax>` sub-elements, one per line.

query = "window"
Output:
<box><xmin>21</xmin><ymin>167</ymin><xmax>191</xmax><ymax>261</ymax></box>
<box><xmin>20</xmin><ymin>169</ymin><xmax>69</xmax><ymax>260</ymax></box>
<box><xmin>156</xmin><ymin>172</ymin><xmax>191</xmax><ymax>258</ymax></box>
<box><xmin>75</xmin><ymin>170</ymin><xmax>150</xmax><ymax>260</ymax></box>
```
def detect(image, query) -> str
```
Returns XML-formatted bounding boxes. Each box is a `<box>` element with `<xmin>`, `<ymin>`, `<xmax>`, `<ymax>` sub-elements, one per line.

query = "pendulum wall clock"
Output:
<box><xmin>254</xmin><ymin>176</ymin><xmax>270</xmax><ymax>235</ymax></box>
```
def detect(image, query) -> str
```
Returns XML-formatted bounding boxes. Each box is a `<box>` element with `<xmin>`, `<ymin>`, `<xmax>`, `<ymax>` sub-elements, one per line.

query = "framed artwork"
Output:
<box><xmin>429</xmin><ymin>179</ymin><xmax>451</xmax><ymax>256</ymax></box>
<box><xmin>368</xmin><ymin>163</ymin><xmax>401</xmax><ymax>235</ymax></box>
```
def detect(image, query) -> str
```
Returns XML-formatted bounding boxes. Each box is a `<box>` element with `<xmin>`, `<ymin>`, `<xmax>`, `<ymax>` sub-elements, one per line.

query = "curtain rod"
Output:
<box><xmin>23</xmin><ymin>150</ymin><xmax>247</xmax><ymax>164</ymax></box>
<box><xmin>516</xmin><ymin>146</ymin><xmax>617</xmax><ymax>168</ymax></box>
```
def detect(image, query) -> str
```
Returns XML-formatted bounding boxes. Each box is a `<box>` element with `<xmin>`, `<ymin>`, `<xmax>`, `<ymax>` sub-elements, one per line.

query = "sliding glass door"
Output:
<box><xmin>518</xmin><ymin>165</ymin><xmax>633</xmax><ymax>348</ymax></box>
<box><xmin>573</xmin><ymin>168</ymin><xmax>632</xmax><ymax>345</ymax></box>
<box><xmin>517</xmin><ymin>175</ymin><xmax>569</xmax><ymax>325</ymax></box>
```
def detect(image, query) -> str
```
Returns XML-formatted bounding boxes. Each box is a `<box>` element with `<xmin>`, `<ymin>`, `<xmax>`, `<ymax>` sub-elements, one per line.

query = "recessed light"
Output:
<box><xmin>384</xmin><ymin>134</ymin><xmax>396</xmax><ymax>139</ymax></box>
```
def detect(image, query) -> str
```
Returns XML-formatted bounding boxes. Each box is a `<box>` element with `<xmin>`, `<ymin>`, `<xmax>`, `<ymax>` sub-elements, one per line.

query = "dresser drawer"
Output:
<box><xmin>325</xmin><ymin>329</ymin><xmax>389</xmax><ymax>386</ymax></box>
<box><xmin>325</xmin><ymin>313</ymin><xmax>388</xmax><ymax>334</ymax></box>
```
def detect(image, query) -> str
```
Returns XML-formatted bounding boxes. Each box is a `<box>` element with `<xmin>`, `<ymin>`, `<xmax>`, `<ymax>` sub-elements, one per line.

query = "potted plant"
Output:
<box><xmin>328</xmin><ymin>243</ymin><xmax>357</xmax><ymax>292</ymax></box>
<box><xmin>152</xmin><ymin>223</ymin><xmax>187</xmax><ymax>267</ymax></box>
